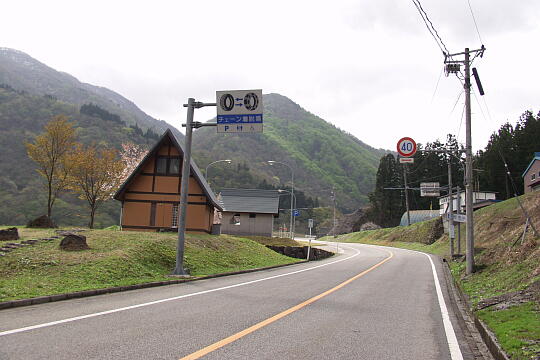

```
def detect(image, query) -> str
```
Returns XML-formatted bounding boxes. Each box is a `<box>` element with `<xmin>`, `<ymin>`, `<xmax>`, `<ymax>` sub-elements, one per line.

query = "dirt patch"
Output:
<box><xmin>477</xmin><ymin>279</ymin><xmax>540</xmax><ymax>311</ymax></box>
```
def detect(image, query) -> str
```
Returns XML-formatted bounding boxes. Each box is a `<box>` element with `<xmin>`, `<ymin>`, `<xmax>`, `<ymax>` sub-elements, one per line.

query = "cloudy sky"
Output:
<box><xmin>2</xmin><ymin>0</ymin><xmax>538</xmax><ymax>151</ymax></box>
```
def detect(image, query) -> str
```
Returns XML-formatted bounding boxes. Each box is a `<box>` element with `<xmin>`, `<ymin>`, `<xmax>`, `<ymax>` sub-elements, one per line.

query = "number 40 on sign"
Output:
<box><xmin>397</xmin><ymin>137</ymin><xmax>417</xmax><ymax>157</ymax></box>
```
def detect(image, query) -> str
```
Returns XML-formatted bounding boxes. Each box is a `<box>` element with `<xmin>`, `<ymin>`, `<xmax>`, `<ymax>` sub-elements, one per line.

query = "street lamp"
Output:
<box><xmin>277</xmin><ymin>189</ymin><xmax>297</xmax><ymax>240</ymax></box>
<box><xmin>205</xmin><ymin>159</ymin><xmax>232</xmax><ymax>184</ymax></box>
<box><xmin>267</xmin><ymin>160</ymin><xmax>294</xmax><ymax>239</ymax></box>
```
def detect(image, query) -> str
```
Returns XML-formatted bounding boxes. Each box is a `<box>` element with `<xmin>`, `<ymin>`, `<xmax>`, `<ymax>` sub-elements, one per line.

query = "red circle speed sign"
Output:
<box><xmin>397</xmin><ymin>137</ymin><xmax>417</xmax><ymax>157</ymax></box>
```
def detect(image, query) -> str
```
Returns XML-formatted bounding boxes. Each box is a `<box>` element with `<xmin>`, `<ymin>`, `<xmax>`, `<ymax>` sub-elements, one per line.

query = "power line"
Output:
<box><xmin>456</xmin><ymin>101</ymin><xmax>466</xmax><ymax>143</ymax></box>
<box><xmin>466</xmin><ymin>0</ymin><xmax>484</xmax><ymax>45</ymax></box>
<box><xmin>430</xmin><ymin>66</ymin><xmax>444</xmax><ymax>104</ymax></box>
<box><xmin>411</xmin><ymin>0</ymin><xmax>450</xmax><ymax>56</ymax></box>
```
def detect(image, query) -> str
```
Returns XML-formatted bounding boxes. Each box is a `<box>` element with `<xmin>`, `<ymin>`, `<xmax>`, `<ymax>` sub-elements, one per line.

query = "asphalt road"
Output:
<box><xmin>0</xmin><ymin>242</ymin><xmax>477</xmax><ymax>359</ymax></box>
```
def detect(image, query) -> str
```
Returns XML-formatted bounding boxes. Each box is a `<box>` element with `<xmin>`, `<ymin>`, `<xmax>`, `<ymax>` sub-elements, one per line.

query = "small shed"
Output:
<box><xmin>219</xmin><ymin>189</ymin><xmax>280</xmax><ymax>237</ymax></box>
<box><xmin>522</xmin><ymin>152</ymin><xmax>540</xmax><ymax>193</ymax></box>
<box><xmin>114</xmin><ymin>129</ymin><xmax>222</xmax><ymax>233</ymax></box>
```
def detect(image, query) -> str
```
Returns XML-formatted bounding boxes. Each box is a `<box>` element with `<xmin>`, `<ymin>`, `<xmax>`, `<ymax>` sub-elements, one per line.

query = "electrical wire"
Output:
<box><xmin>470</xmin><ymin>86</ymin><xmax>539</xmax><ymax>237</ymax></box>
<box><xmin>411</xmin><ymin>0</ymin><xmax>450</xmax><ymax>56</ymax></box>
<box><xmin>450</xmin><ymin>90</ymin><xmax>464</xmax><ymax>115</ymax></box>
<box><xmin>430</xmin><ymin>66</ymin><xmax>444</xmax><ymax>104</ymax></box>
<box><xmin>466</xmin><ymin>0</ymin><xmax>484</xmax><ymax>45</ymax></box>
<box><xmin>456</xmin><ymin>102</ymin><xmax>466</xmax><ymax>143</ymax></box>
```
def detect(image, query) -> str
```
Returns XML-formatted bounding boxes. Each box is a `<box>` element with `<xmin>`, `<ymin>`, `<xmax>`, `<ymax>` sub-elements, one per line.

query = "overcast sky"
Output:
<box><xmin>2</xmin><ymin>0</ymin><xmax>539</xmax><ymax>151</ymax></box>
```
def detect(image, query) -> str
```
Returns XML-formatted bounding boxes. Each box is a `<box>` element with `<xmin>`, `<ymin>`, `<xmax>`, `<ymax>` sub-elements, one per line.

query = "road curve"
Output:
<box><xmin>0</xmin><ymin>242</ymin><xmax>473</xmax><ymax>359</ymax></box>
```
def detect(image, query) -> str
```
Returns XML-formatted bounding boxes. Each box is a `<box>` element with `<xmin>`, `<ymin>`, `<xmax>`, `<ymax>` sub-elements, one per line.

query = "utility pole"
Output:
<box><xmin>464</xmin><ymin>48</ymin><xmax>475</xmax><ymax>275</ymax></box>
<box><xmin>444</xmin><ymin>45</ymin><xmax>485</xmax><ymax>274</ymax></box>
<box><xmin>403</xmin><ymin>164</ymin><xmax>411</xmax><ymax>226</ymax></box>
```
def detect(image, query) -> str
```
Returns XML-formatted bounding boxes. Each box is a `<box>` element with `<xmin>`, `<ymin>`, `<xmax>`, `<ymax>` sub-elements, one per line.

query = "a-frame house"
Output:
<box><xmin>114</xmin><ymin>129</ymin><xmax>222</xmax><ymax>232</ymax></box>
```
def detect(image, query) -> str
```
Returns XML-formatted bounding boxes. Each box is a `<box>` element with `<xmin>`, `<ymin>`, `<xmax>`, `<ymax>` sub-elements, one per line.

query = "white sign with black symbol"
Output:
<box><xmin>216</xmin><ymin>89</ymin><xmax>263</xmax><ymax>133</ymax></box>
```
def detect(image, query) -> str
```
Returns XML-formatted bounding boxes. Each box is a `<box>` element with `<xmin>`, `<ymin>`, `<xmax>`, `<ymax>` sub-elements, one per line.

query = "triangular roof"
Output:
<box><xmin>114</xmin><ymin>129</ymin><xmax>222</xmax><ymax>210</ymax></box>
<box><xmin>522</xmin><ymin>152</ymin><xmax>540</xmax><ymax>178</ymax></box>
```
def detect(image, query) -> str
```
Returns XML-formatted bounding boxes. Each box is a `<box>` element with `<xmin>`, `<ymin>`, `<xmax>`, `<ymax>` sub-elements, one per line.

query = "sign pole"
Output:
<box><xmin>307</xmin><ymin>219</ymin><xmax>313</xmax><ymax>261</ymax></box>
<box><xmin>448</xmin><ymin>156</ymin><xmax>454</xmax><ymax>257</ymax></box>
<box><xmin>403</xmin><ymin>164</ymin><xmax>411</xmax><ymax>226</ymax></box>
<box><xmin>173</xmin><ymin>98</ymin><xmax>195</xmax><ymax>275</ymax></box>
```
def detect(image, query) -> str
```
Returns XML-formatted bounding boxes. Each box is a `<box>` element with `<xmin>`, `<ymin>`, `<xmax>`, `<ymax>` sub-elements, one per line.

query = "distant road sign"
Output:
<box><xmin>399</xmin><ymin>157</ymin><xmax>414</xmax><ymax>164</ymax></box>
<box><xmin>217</xmin><ymin>89</ymin><xmax>263</xmax><ymax>133</ymax></box>
<box><xmin>308</xmin><ymin>219</ymin><xmax>313</xmax><ymax>228</ymax></box>
<box><xmin>420</xmin><ymin>182</ymin><xmax>440</xmax><ymax>197</ymax></box>
<box><xmin>397</xmin><ymin>137</ymin><xmax>417</xmax><ymax>157</ymax></box>
<box><xmin>293</xmin><ymin>209</ymin><xmax>300</xmax><ymax>217</ymax></box>
<box><xmin>452</xmin><ymin>214</ymin><xmax>467</xmax><ymax>223</ymax></box>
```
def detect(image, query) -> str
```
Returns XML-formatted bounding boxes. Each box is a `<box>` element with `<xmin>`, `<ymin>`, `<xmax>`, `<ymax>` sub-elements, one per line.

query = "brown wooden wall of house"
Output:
<box><xmin>119</xmin><ymin>141</ymin><xmax>214</xmax><ymax>233</ymax></box>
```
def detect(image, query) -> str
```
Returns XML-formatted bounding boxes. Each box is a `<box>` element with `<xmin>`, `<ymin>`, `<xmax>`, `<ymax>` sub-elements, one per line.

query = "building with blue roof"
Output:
<box><xmin>522</xmin><ymin>152</ymin><xmax>540</xmax><ymax>193</ymax></box>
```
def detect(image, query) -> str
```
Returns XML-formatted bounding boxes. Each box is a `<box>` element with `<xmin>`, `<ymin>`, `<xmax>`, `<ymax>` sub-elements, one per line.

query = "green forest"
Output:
<box><xmin>0</xmin><ymin>85</ymin><xmax>160</xmax><ymax>227</ymax></box>
<box><xmin>367</xmin><ymin>111</ymin><xmax>540</xmax><ymax>227</ymax></box>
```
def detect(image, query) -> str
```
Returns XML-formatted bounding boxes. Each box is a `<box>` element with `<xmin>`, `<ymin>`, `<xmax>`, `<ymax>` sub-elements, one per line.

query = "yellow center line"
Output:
<box><xmin>180</xmin><ymin>250</ymin><xmax>394</xmax><ymax>360</ymax></box>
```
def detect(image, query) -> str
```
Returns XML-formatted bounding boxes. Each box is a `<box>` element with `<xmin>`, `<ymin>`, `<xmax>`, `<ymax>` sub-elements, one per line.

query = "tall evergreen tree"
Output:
<box><xmin>367</xmin><ymin>154</ymin><xmax>404</xmax><ymax>227</ymax></box>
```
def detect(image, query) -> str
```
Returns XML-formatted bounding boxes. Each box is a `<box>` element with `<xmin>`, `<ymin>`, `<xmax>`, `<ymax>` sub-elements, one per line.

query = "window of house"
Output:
<box><xmin>156</xmin><ymin>156</ymin><xmax>181</xmax><ymax>175</ymax></box>
<box><xmin>532</xmin><ymin>174</ymin><xmax>536</xmax><ymax>181</ymax></box>
<box><xmin>171</xmin><ymin>204</ymin><xmax>179</xmax><ymax>228</ymax></box>
<box><xmin>249</xmin><ymin>213</ymin><xmax>256</xmax><ymax>218</ymax></box>
<box><xmin>156</xmin><ymin>157</ymin><xmax>168</xmax><ymax>174</ymax></box>
<box><xmin>169</xmin><ymin>157</ymin><xmax>180</xmax><ymax>174</ymax></box>
<box><xmin>231</xmin><ymin>213</ymin><xmax>241</xmax><ymax>225</ymax></box>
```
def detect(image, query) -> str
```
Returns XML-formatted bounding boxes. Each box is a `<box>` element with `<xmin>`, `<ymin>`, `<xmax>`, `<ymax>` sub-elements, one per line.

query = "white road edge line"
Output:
<box><xmin>422</xmin><ymin>252</ymin><xmax>464</xmax><ymax>360</ymax></box>
<box><xmin>358</xmin><ymin>244</ymin><xmax>464</xmax><ymax>360</ymax></box>
<box><xmin>0</xmin><ymin>245</ymin><xmax>362</xmax><ymax>337</ymax></box>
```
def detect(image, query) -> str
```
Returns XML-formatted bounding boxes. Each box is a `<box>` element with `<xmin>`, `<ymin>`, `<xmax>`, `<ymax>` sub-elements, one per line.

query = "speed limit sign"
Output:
<box><xmin>397</xmin><ymin>137</ymin><xmax>417</xmax><ymax>157</ymax></box>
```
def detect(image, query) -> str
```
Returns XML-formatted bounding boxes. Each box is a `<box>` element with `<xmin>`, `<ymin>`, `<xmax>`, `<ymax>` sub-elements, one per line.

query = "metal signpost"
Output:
<box><xmin>397</xmin><ymin>137</ymin><xmax>417</xmax><ymax>226</ymax></box>
<box><xmin>173</xmin><ymin>90</ymin><xmax>263</xmax><ymax>275</ymax></box>
<box><xmin>217</xmin><ymin>90</ymin><xmax>263</xmax><ymax>133</ymax></box>
<box><xmin>307</xmin><ymin>218</ymin><xmax>314</xmax><ymax>261</ymax></box>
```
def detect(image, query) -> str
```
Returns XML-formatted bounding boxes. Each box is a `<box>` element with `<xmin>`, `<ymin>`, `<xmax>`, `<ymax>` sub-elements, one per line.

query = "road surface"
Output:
<box><xmin>0</xmin><ymin>242</ymin><xmax>484</xmax><ymax>359</ymax></box>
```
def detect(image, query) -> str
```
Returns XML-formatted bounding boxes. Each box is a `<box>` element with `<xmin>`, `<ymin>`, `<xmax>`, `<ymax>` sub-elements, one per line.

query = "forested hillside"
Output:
<box><xmin>0</xmin><ymin>48</ymin><xmax>389</xmax><ymax>227</ymax></box>
<box><xmin>0</xmin><ymin>85</ymin><xmax>157</xmax><ymax>226</ymax></box>
<box><xmin>193</xmin><ymin>94</ymin><xmax>387</xmax><ymax>211</ymax></box>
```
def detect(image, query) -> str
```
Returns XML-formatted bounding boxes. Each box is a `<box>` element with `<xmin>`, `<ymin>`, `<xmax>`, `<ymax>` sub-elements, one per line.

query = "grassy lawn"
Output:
<box><xmin>0</xmin><ymin>228</ymin><xmax>300</xmax><ymax>302</ymax></box>
<box><xmin>477</xmin><ymin>302</ymin><xmax>540</xmax><ymax>359</ymax></box>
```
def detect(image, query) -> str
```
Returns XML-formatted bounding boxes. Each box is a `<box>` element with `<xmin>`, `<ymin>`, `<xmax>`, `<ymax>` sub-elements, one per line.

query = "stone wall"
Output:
<box><xmin>266</xmin><ymin>246</ymin><xmax>333</xmax><ymax>260</ymax></box>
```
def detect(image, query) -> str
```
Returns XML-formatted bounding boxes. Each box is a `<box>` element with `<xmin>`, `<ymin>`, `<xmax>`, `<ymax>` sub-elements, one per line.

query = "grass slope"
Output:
<box><xmin>330</xmin><ymin>192</ymin><xmax>540</xmax><ymax>359</ymax></box>
<box><xmin>0</xmin><ymin>228</ymin><xmax>300</xmax><ymax>302</ymax></box>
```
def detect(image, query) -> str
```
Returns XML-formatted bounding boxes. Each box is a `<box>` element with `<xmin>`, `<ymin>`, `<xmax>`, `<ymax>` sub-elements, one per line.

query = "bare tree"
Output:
<box><xmin>67</xmin><ymin>145</ymin><xmax>125</xmax><ymax>228</ymax></box>
<box><xmin>26</xmin><ymin>115</ymin><xmax>77</xmax><ymax>219</ymax></box>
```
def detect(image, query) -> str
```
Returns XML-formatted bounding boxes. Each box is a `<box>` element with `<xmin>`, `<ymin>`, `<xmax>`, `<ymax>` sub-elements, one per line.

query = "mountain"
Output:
<box><xmin>192</xmin><ymin>94</ymin><xmax>388</xmax><ymax>211</ymax></box>
<box><xmin>0</xmin><ymin>84</ymin><xmax>162</xmax><ymax>227</ymax></box>
<box><xmin>0</xmin><ymin>48</ymin><xmax>183</xmax><ymax>227</ymax></box>
<box><xmin>0</xmin><ymin>48</ymin><xmax>388</xmax><ymax>227</ymax></box>
<box><xmin>0</xmin><ymin>47</ymin><xmax>181</xmax><ymax>138</ymax></box>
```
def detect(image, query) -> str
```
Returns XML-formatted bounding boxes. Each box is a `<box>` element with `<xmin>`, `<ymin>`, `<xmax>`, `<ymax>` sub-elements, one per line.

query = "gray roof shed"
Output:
<box><xmin>219</xmin><ymin>189</ymin><xmax>280</xmax><ymax>214</ymax></box>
